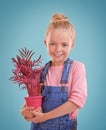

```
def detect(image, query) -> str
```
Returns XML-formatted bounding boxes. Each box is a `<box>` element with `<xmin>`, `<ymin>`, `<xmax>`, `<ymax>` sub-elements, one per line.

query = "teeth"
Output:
<box><xmin>55</xmin><ymin>54</ymin><xmax>62</xmax><ymax>57</ymax></box>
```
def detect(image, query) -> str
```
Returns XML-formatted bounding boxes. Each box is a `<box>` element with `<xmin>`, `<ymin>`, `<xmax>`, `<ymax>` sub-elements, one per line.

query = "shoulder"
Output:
<box><xmin>71</xmin><ymin>60</ymin><xmax>86</xmax><ymax>73</ymax></box>
<box><xmin>72</xmin><ymin>60</ymin><xmax>85</xmax><ymax>67</ymax></box>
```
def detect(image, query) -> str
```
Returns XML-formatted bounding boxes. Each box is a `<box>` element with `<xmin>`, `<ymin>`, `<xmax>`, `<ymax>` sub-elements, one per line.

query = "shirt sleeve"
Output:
<box><xmin>68</xmin><ymin>62</ymin><xmax>87</xmax><ymax>108</ymax></box>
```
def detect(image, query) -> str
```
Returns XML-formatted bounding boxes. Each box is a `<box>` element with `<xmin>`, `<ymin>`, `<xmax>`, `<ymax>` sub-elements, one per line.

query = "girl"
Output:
<box><xmin>21</xmin><ymin>13</ymin><xmax>87</xmax><ymax>130</ymax></box>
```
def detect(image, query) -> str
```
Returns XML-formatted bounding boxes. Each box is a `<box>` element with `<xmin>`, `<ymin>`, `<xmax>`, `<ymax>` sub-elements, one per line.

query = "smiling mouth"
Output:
<box><xmin>54</xmin><ymin>54</ymin><xmax>63</xmax><ymax>57</ymax></box>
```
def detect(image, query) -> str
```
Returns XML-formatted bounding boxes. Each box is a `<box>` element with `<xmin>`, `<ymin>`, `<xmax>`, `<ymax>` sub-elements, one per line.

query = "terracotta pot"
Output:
<box><xmin>25</xmin><ymin>96</ymin><xmax>42</xmax><ymax>109</ymax></box>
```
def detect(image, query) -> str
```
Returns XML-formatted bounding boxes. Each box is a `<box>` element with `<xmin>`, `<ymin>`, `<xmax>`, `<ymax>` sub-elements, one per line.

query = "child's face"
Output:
<box><xmin>45</xmin><ymin>28</ymin><xmax>74</xmax><ymax>66</ymax></box>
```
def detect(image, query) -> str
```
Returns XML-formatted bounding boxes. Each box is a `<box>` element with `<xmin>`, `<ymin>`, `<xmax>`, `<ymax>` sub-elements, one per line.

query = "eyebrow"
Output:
<box><xmin>49</xmin><ymin>41</ymin><xmax>69</xmax><ymax>44</ymax></box>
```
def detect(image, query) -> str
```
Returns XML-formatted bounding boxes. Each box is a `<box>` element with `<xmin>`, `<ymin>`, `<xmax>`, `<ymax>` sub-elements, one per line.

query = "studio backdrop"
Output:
<box><xmin>0</xmin><ymin>0</ymin><xmax>105</xmax><ymax>130</ymax></box>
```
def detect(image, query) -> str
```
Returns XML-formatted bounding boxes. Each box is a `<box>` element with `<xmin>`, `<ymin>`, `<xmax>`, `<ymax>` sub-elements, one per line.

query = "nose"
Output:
<box><xmin>56</xmin><ymin>45</ymin><xmax>62</xmax><ymax>52</ymax></box>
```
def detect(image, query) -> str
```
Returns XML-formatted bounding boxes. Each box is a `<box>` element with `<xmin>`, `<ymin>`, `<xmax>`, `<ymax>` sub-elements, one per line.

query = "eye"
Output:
<box><xmin>62</xmin><ymin>43</ymin><xmax>68</xmax><ymax>47</ymax></box>
<box><xmin>49</xmin><ymin>42</ymin><xmax>56</xmax><ymax>46</ymax></box>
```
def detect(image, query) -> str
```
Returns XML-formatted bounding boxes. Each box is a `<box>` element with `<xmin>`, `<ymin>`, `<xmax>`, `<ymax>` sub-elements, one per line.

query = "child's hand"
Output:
<box><xmin>20</xmin><ymin>104</ymin><xmax>35</xmax><ymax>121</ymax></box>
<box><xmin>30</xmin><ymin>107</ymin><xmax>48</xmax><ymax>123</ymax></box>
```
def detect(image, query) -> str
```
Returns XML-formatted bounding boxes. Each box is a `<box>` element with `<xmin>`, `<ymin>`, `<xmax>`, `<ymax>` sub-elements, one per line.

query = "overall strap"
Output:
<box><xmin>40</xmin><ymin>61</ymin><xmax>51</xmax><ymax>83</ymax></box>
<box><xmin>60</xmin><ymin>58</ymin><xmax>73</xmax><ymax>84</ymax></box>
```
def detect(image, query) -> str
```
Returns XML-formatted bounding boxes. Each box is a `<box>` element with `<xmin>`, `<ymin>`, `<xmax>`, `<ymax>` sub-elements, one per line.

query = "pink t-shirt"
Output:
<box><xmin>44</xmin><ymin>61</ymin><xmax>87</xmax><ymax>119</ymax></box>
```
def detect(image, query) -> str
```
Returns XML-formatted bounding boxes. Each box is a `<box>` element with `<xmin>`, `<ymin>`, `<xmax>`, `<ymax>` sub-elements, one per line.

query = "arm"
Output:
<box><xmin>46</xmin><ymin>101</ymin><xmax>78</xmax><ymax>119</ymax></box>
<box><xmin>30</xmin><ymin>101</ymin><xmax>78</xmax><ymax>123</ymax></box>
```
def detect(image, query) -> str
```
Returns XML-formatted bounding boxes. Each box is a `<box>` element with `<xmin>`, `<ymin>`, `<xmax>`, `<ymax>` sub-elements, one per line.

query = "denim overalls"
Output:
<box><xmin>30</xmin><ymin>58</ymin><xmax>77</xmax><ymax>130</ymax></box>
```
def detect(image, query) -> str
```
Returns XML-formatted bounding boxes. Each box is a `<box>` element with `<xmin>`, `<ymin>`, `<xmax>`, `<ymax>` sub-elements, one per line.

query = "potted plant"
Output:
<box><xmin>9</xmin><ymin>48</ymin><xmax>42</xmax><ymax>109</ymax></box>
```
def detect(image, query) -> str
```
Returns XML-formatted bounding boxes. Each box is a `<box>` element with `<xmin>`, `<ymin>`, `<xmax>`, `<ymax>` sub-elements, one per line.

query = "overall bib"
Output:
<box><xmin>31</xmin><ymin>58</ymin><xmax>77</xmax><ymax>130</ymax></box>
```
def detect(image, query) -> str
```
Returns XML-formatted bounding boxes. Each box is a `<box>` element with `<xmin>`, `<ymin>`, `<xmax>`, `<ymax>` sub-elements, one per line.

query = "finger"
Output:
<box><xmin>24</xmin><ymin>117</ymin><xmax>32</xmax><ymax>122</ymax></box>
<box><xmin>35</xmin><ymin>107</ymin><xmax>42</xmax><ymax>112</ymax></box>
<box><xmin>29</xmin><ymin>106</ymin><xmax>35</xmax><ymax>110</ymax></box>
<box><xmin>23</xmin><ymin>106</ymin><xmax>34</xmax><ymax>111</ymax></box>
<box><xmin>30</xmin><ymin>111</ymin><xmax>37</xmax><ymax>115</ymax></box>
<box><xmin>37</xmin><ymin>108</ymin><xmax>42</xmax><ymax>113</ymax></box>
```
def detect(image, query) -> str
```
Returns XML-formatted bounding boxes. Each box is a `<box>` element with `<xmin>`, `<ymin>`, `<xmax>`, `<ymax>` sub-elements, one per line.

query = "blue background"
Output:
<box><xmin>0</xmin><ymin>0</ymin><xmax>105</xmax><ymax>130</ymax></box>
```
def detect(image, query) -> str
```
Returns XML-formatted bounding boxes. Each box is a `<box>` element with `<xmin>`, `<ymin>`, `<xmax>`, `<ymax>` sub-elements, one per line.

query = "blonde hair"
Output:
<box><xmin>45</xmin><ymin>13</ymin><xmax>76</xmax><ymax>43</ymax></box>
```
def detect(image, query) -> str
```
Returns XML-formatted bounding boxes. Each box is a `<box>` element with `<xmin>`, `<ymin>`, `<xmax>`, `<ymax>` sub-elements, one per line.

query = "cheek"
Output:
<box><xmin>48</xmin><ymin>46</ymin><xmax>54</xmax><ymax>51</ymax></box>
<box><xmin>47</xmin><ymin>46</ymin><xmax>53</xmax><ymax>54</ymax></box>
<box><xmin>64</xmin><ymin>47</ymin><xmax>71</xmax><ymax>54</ymax></box>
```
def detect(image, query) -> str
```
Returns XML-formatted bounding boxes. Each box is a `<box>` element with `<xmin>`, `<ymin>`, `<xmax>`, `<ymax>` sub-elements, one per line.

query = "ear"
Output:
<box><xmin>44</xmin><ymin>40</ymin><xmax>47</xmax><ymax>46</ymax></box>
<box><xmin>71</xmin><ymin>41</ymin><xmax>75</xmax><ymax>49</ymax></box>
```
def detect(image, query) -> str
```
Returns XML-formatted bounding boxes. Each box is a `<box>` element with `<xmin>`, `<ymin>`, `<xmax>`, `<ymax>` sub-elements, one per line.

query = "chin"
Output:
<box><xmin>54</xmin><ymin>59</ymin><xmax>65</xmax><ymax>64</ymax></box>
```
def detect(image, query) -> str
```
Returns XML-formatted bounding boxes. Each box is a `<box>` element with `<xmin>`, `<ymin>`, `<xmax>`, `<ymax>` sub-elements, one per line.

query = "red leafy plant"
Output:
<box><xmin>9</xmin><ymin>48</ymin><xmax>42</xmax><ymax>96</ymax></box>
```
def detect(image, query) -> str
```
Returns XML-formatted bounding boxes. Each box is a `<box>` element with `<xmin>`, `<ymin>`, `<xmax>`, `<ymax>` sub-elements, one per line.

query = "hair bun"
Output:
<box><xmin>50</xmin><ymin>13</ymin><xmax>69</xmax><ymax>23</ymax></box>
